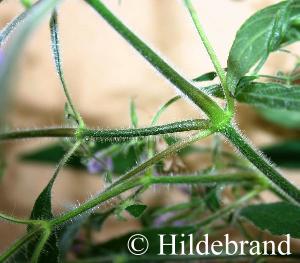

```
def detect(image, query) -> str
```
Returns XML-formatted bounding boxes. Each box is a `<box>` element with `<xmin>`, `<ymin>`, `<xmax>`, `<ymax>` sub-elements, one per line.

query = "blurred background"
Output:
<box><xmin>0</xmin><ymin>0</ymin><xmax>299</xmax><ymax>252</ymax></box>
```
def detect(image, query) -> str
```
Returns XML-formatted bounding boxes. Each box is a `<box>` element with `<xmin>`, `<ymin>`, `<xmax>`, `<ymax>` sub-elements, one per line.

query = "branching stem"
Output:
<box><xmin>183</xmin><ymin>0</ymin><xmax>234</xmax><ymax>113</ymax></box>
<box><xmin>0</xmin><ymin>119</ymin><xmax>210</xmax><ymax>141</ymax></box>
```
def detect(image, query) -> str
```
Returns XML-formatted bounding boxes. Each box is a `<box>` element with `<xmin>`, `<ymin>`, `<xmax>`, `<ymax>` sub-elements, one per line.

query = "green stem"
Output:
<box><xmin>224</xmin><ymin>125</ymin><xmax>300</xmax><ymax>205</ymax></box>
<box><xmin>50</xmin><ymin>170</ymin><xmax>257</xmax><ymax>227</ymax></box>
<box><xmin>31</xmin><ymin>227</ymin><xmax>51</xmax><ymax>263</ymax></box>
<box><xmin>49</xmin><ymin>177</ymin><xmax>141</xmax><ymax>226</ymax></box>
<box><xmin>183</xmin><ymin>0</ymin><xmax>234</xmax><ymax>113</ymax></box>
<box><xmin>0</xmin><ymin>213</ymin><xmax>40</xmax><ymax>225</ymax></box>
<box><xmin>0</xmin><ymin>227</ymin><xmax>42</xmax><ymax>262</ymax></box>
<box><xmin>0</xmin><ymin>119</ymin><xmax>210</xmax><ymax>141</ymax></box>
<box><xmin>194</xmin><ymin>186</ymin><xmax>264</xmax><ymax>228</ymax></box>
<box><xmin>149</xmin><ymin>172</ymin><xmax>258</xmax><ymax>185</ymax></box>
<box><xmin>50</xmin><ymin>10</ymin><xmax>84</xmax><ymax>127</ymax></box>
<box><xmin>85</xmin><ymin>0</ymin><xmax>225</xmax><ymax>122</ymax></box>
<box><xmin>108</xmin><ymin>129</ymin><xmax>213</xmax><ymax>189</ymax></box>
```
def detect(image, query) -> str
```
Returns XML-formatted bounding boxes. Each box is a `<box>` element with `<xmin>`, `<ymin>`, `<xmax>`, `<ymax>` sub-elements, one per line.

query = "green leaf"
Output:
<box><xmin>227</xmin><ymin>0</ymin><xmax>300</xmax><ymax>93</ymax></box>
<box><xmin>261</xmin><ymin>140</ymin><xmax>300</xmax><ymax>168</ymax></box>
<box><xmin>151</xmin><ymin>96</ymin><xmax>181</xmax><ymax>125</ymax></box>
<box><xmin>241</xmin><ymin>202</ymin><xmax>300</xmax><ymax>238</ymax></box>
<box><xmin>21</xmin><ymin>143</ymin><xmax>85</xmax><ymax>169</ymax></box>
<box><xmin>20</xmin><ymin>141</ymin><xmax>145</xmax><ymax>175</ymax></box>
<box><xmin>235</xmin><ymin>82</ymin><xmax>300</xmax><ymax>111</ymax></box>
<box><xmin>192</xmin><ymin>71</ymin><xmax>217</xmax><ymax>82</ymax></box>
<box><xmin>257</xmin><ymin>108</ymin><xmax>300</xmax><ymax>129</ymax></box>
<box><xmin>130</xmin><ymin>99</ymin><xmax>138</xmax><ymax>128</ymax></box>
<box><xmin>125</xmin><ymin>204</ymin><xmax>147</xmax><ymax>218</ymax></box>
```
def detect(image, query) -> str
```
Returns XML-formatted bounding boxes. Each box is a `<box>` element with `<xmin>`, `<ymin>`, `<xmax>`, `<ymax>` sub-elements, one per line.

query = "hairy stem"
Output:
<box><xmin>0</xmin><ymin>227</ymin><xmax>41</xmax><ymax>262</ymax></box>
<box><xmin>149</xmin><ymin>172</ymin><xmax>259</xmax><ymax>186</ymax></box>
<box><xmin>108</xmin><ymin>129</ymin><xmax>213</xmax><ymax>189</ymax></box>
<box><xmin>50</xmin><ymin>170</ymin><xmax>258</xmax><ymax>227</ymax></box>
<box><xmin>50</xmin><ymin>11</ymin><xmax>84</xmax><ymax>127</ymax></box>
<box><xmin>224</xmin><ymin>125</ymin><xmax>300</xmax><ymax>205</ymax></box>
<box><xmin>183</xmin><ymin>0</ymin><xmax>234</xmax><ymax>113</ymax></box>
<box><xmin>194</xmin><ymin>186</ymin><xmax>264</xmax><ymax>228</ymax></box>
<box><xmin>31</xmin><ymin>228</ymin><xmax>51</xmax><ymax>263</ymax></box>
<box><xmin>0</xmin><ymin>119</ymin><xmax>210</xmax><ymax>141</ymax></box>
<box><xmin>85</xmin><ymin>0</ymin><xmax>225</xmax><ymax>122</ymax></box>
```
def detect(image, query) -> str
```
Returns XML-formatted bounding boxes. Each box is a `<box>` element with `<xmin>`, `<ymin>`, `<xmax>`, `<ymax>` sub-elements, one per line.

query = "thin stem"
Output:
<box><xmin>149</xmin><ymin>172</ymin><xmax>259</xmax><ymax>185</ymax></box>
<box><xmin>151</xmin><ymin>95</ymin><xmax>181</xmax><ymax>125</ymax></box>
<box><xmin>0</xmin><ymin>119</ymin><xmax>210</xmax><ymax>141</ymax></box>
<box><xmin>50</xmin><ymin>130</ymin><xmax>212</xmax><ymax>226</ymax></box>
<box><xmin>49</xmin><ymin>176</ymin><xmax>141</xmax><ymax>226</ymax></box>
<box><xmin>0</xmin><ymin>213</ymin><xmax>40</xmax><ymax>225</ymax></box>
<box><xmin>85</xmin><ymin>0</ymin><xmax>225</xmax><ymax>122</ymax></box>
<box><xmin>108</xmin><ymin>129</ymin><xmax>213</xmax><ymax>189</ymax></box>
<box><xmin>0</xmin><ymin>227</ymin><xmax>41</xmax><ymax>262</ymax></box>
<box><xmin>50</xmin><ymin>169</ymin><xmax>257</xmax><ymax>227</ymax></box>
<box><xmin>50</xmin><ymin>10</ymin><xmax>84</xmax><ymax>127</ymax></box>
<box><xmin>183</xmin><ymin>0</ymin><xmax>234</xmax><ymax>113</ymax></box>
<box><xmin>224</xmin><ymin>124</ymin><xmax>300</xmax><ymax>205</ymax></box>
<box><xmin>194</xmin><ymin>186</ymin><xmax>264</xmax><ymax>228</ymax></box>
<box><xmin>31</xmin><ymin>228</ymin><xmax>51</xmax><ymax>263</ymax></box>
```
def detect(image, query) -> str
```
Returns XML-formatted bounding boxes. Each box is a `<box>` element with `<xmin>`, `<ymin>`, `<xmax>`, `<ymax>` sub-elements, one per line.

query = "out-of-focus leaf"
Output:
<box><xmin>125</xmin><ymin>204</ymin><xmax>147</xmax><ymax>218</ymax></box>
<box><xmin>235</xmin><ymin>82</ymin><xmax>300</xmax><ymax>111</ymax></box>
<box><xmin>241</xmin><ymin>202</ymin><xmax>300</xmax><ymax>238</ymax></box>
<box><xmin>21</xmin><ymin>143</ymin><xmax>85</xmax><ymax>169</ymax></box>
<box><xmin>257</xmin><ymin>108</ymin><xmax>300</xmax><ymax>129</ymax></box>
<box><xmin>88</xmin><ymin>211</ymin><xmax>111</xmax><ymax>231</ymax></box>
<box><xmin>85</xmin><ymin>226</ymin><xmax>195</xmax><ymax>257</ymax></box>
<box><xmin>20</xmin><ymin>141</ymin><xmax>144</xmax><ymax>175</ymax></box>
<box><xmin>204</xmin><ymin>186</ymin><xmax>222</xmax><ymax>212</ymax></box>
<box><xmin>58</xmin><ymin>211</ymin><xmax>111</xmax><ymax>260</ymax></box>
<box><xmin>0</xmin><ymin>0</ymin><xmax>61</xmax><ymax>118</ymax></box>
<box><xmin>227</xmin><ymin>0</ymin><xmax>300</xmax><ymax>93</ymax></box>
<box><xmin>58</xmin><ymin>216</ymin><xmax>87</xmax><ymax>259</ymax></box>
<box><xmin>261</xmin><ymin>140</ymin><xmax>300</xmax><ymax>168</ymax></box>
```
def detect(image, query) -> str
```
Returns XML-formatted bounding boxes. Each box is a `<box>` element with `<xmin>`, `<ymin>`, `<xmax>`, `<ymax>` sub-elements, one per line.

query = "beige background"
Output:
<box><xmin>0</xmin><ymin>0</ymin><xmax>299</xmax><ymax>253</ymax></box>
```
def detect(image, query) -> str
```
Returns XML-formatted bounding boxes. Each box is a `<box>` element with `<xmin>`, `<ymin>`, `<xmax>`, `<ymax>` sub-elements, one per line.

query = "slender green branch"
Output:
<box><xmin>224</xmin><ymin>125</ymin><xmax>300</xmax><ymax>205</ymax></box>
<box><xmin>151</xmin><ymin>96</ymin><xmax>181</xmax><ymax>125</ymax></box>
<box><xmin>49</xmin><ymin>176</ymin><xmax>141</xmax><ymax>226</ymax></box>
<box><xmin>85</xmin><ymin>0</ymin><xmax>225</xmax><ymax>123</ymax></box>
<box><xmin>194</xmin><ymin>186</ymin><xmax>264</xmax><ymax>228</ymax></box>
<box><xmin>50</xmin><ymin>168</ymin><xmax>258</xmax><ymax>227</ymax></box>
<box><xmin>31</xmin><ymin>228</ymin><xmax>51</xmax><ymax>263</ymax></box>
<box><xmin>50</xmin><ymin>10</ymin><xmax>84</xmax><ymax>127</ymax></box>
<box><xmin>149</xmin><ymin>172</ymin><xmax>259</xmax><ymax>186</ymax></box>
<box><xmin>108</xmin><ymin>129</ymin><xmax>213</xmax><ymax>189</ymax></box>
<box><xmin>50</xmin><ymin>130</ymin><xmax>212</xmax><ymax>226</ymax></box>
<box><xmin>183</xmin><ymin>0</ymin><xmax>234</xmax><ymax>113</ymax></box>
<box><xmin>0</xmin><ymin>213</ymin><xmax>40</xmax><ymax>225</ymax></box>
<box><xmin>0</xmin><ymin>227</ymin><xmax>42</xmax><ymax>262</ymax></box>
<box><xmin>0</xmin><ymin>119</ymin><xmax>210</xmax><ymax>141</ymax></box>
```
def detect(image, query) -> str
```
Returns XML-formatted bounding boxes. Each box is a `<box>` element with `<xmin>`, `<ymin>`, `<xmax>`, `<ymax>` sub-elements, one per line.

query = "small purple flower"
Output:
<box><xmin>87</xmin><ymin>152</ymin><xmax>113</xmax><ymax>174</ymax></box>
<box><xmin>153</xmin><ymin>212</ymin><xmax>174</xmax><ymax>227</ymax></box>
<box><xmin>153</xmin><ymin>212</ymin><xmax>186</xmax><ymax>227</ymax></box>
